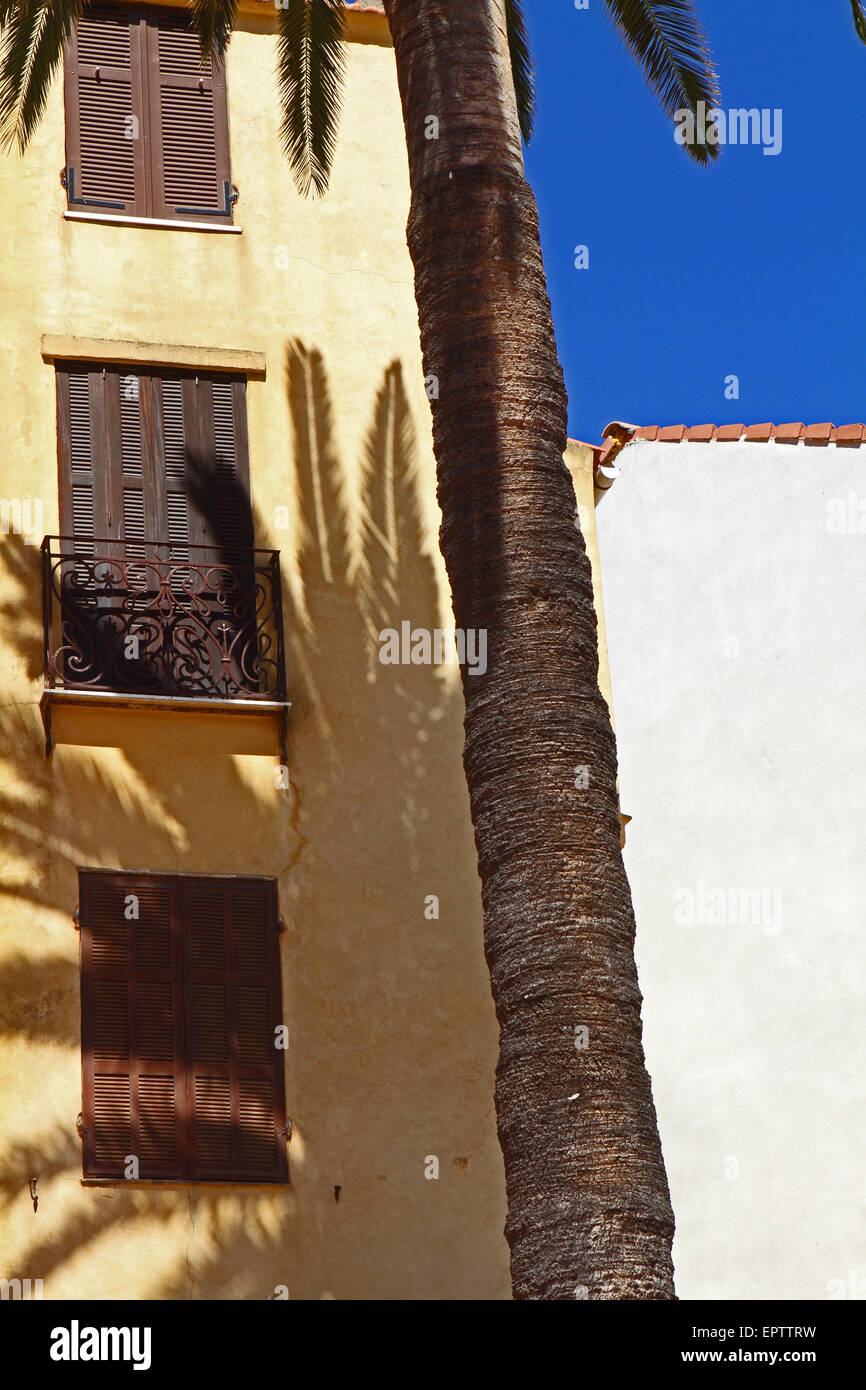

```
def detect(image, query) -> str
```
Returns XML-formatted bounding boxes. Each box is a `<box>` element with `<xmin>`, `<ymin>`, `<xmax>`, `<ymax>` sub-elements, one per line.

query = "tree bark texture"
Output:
<box><xmin>384</xmin><ymin>0</ymin><xmax>676</xmax><ymax>1299</ymax></box>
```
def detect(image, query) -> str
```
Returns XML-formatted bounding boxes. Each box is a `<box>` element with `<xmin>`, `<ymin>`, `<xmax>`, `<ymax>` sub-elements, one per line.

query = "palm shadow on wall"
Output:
<box><xmin>155</xmin><ymin>345</ymin><xmax>493</xmax><ymax>1299</ymax></box>
<box><xmin>0</xmin><ymin>344</ymin><xmax>493</xmax><ymax>1299</ymax></box>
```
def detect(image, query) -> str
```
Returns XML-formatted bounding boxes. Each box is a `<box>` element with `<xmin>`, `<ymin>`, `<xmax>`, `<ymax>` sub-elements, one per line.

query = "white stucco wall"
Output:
<box><xmin>596</xmin><ymin>437</ymin><xmax>866</xmax><ymax>1301</ymax></box>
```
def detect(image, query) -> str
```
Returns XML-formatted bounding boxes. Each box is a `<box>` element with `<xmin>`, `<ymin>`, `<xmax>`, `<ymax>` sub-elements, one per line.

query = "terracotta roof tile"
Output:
<box><xmin>803</xmin><ymin>422</ymin><xmax>835</xmax><ymax>442</ymax></box>
<box><xmin>773</xmin><ymin>422</ymin><xmax>803</xmax><ymax>442</ymax></box>
<box><xmin>598</xmin><ymin>420</ymin><xmax>866</xmax><ymax>453</ymax></box>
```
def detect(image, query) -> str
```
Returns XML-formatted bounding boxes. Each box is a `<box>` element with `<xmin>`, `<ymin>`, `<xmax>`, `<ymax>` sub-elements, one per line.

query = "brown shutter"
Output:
<box><xmin>96</xmin><ymin>366</ymin><xmax>145</xmax><ymax>556</ymax></box>
<box><xmin>63</xmin><ymin>6</ymin><xmax>147</xmax><ymax>215</ymax></box>
<box><xmin>191</xmin><ymin>375</ymin><xmax>253</xmax><ymax>555</ymax></box>
<box><xmin>185</xmin><ymin>375</ymin><xmax>256</xmax><ymax>693</ymax></box>
<box><xmin>55</xmin><ymin>365</ymin><xmax>109</xmax><ymax>687</ymax></box>
<box><xmin>148</xmin><ymin>369</ymin><xmax>252</xmax><ymax>554</ymax></box>
<box><xmin>58</xmin><ymin>365</ymin><xmax>252</xmax><ymax>557</ymax></box>
<box><xmin>57</xmin><ymin>365</ymin><xmax>105</xmax><ymax>557</ymax></box>
<box><xmin>115</xmin><ymin>370</ymin><xmax>146</xmax><ymax>565</ymax></box>
<box><xmin>80</xmin><ymin>871</ymin><xmax>187</xmax><ymax>1180</ymax></box>
<box><xmin>145</xmin><ymin>12</ymin><xmax>233</xmax><ymax>224</ymax></box>
<box><xmin>183</xmin><ymin>879</ymin><xmax>287</xmax><ymax>1182</ymax></box>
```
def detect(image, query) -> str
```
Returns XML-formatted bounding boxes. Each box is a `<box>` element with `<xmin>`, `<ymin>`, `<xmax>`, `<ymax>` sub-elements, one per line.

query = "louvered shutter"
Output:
<box><xmin>97</xmin><ymin>368</ymin><xmax>149</xmax><ymax>561</ymax></box>
<box><xmin>81</xmin><ymin>872</ymin><xmax>187</xmax><ymax>1180</ymax></box>
<box><xmin>145</xmin><ymin>13</ymin><xmax>233</xmax><ymax>224</ymax></box>
<box><xmin>55</xmin><ymin>366</ymin><xmax>114</xmax><ymax>687</ymax></box>
<box><xmin>58</xmin><ymin>366</ymin><xmax>252</xmax><ymax>559</ymax></box>
<box><xmin>56</xmin><ymin>365</ymin><xmax>109</xmax><ymax>557</ymax></box>
<box><xmin>190</xmin><ymin>375</ymin><xmax>253</xmax><ymax>555</ymax></box>
<box><xmin>59</xmin><ymin>364</ymin><xmax>148</xmax><ymax>554</ymax></box>
<box><xmin>183</xmin><ymin>879</ymin><xmax>287</xmax><ymax>1182</ymax></box>
<box><xmin>144</xmin><ymin>369</ymin><xmax>255</xmax><ymax>688</ymax></box>
<box><xmin>188</xmin><ymin>375</ymin><xmax>257</xmax><ymax>693</ymax></box>
<box><xmin>63</xmin><ymin>6</ymin><xmax>147</xmax><ymax>214</ymax></box>
<box><xmin>118</xmin><ymin>375</ymin><xmax>146</xmax><ymax>566</ymax></box>
<box><xmin>151</xmin><ymin>372</ymin><xmax>194</xmax><ymax>569</ymax></box>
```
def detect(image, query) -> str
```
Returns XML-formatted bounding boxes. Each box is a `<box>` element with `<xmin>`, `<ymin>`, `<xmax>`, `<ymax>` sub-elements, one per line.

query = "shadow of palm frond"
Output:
<box><xmin>0</xmin><ymin>535</ymin><xmax>43</xmax><ymax>683</ymax></box>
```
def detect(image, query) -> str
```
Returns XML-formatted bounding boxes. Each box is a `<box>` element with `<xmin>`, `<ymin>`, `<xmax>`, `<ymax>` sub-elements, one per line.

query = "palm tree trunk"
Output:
<box><xmin>384</xmin><ymin>0</ymin><xmax>676</xmax><ymax>1299</ymax></box>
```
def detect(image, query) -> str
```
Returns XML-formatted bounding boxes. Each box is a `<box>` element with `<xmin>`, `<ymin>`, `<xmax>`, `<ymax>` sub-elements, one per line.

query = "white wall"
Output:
<box><xmin>596</xmin><ymin>437</ymin><xmax>866</xmax><ymax>1301</ymax></box>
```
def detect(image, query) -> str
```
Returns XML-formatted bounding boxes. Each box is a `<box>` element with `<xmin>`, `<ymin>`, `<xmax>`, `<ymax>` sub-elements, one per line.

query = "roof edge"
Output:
<box><xmin>604</xmin><ymin>421</ymin><xmax>866</xmax><ymax>448</ymax></box>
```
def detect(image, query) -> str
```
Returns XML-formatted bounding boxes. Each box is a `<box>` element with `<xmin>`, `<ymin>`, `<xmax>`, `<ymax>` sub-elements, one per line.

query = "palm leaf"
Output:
<box><xmin>851</xmin><ymin>0</ymin><xmax>866</xmax><ymax>44</ymax></box>
<box><xmin>504</xmin><ymin>0</ymin><xmax>535</xmax><ymax>143</ymax></box>
<box><xmin>0</xmin><ymin>0</ymin><xmax>84</xmax><ymax>152</ymax></box>
<box><xmin>190</xmin><ymin>0</ymin><xmax>237</xmax><ymax>59</ymax></box>
<box><xmin>603</xmin><ymin>0</ymin><xmax>720</xmax><ymax>165</ymax></box>
<box><xmin>277</xmin><ymin>0</ymin><xmax>346</xmax><ymax>198</ymax></box>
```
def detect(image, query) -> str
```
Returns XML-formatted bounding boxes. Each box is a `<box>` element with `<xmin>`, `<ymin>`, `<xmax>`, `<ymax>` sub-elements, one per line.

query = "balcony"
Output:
<box><xmin>40</xmin><ymin>537</ymin><xmax>288</xmax><ymax>754</ymax></box>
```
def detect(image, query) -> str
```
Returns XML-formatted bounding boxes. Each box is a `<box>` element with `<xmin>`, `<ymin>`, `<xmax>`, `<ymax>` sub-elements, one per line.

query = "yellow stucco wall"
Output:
<box><xmin>565</xmin><ymin>440</ymin><xmax>614</xmax><ymax>724</ymax></box>
<box><xmin>0</xmin><ymin>5</ymin><xmax>612</xmax><ymax>1300</ymax></box>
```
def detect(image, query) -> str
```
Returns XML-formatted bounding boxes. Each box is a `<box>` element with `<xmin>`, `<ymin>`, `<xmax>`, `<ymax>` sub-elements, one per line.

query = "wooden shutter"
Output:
<box><xmin>145</xmin><ymin>12</ymin><xmax>233</xmax><ymax>224</ymax></box>
<box><xmin>58</xmin><ymin>366</ymin><xmax>252</xmax><ymax>557</ymax></box>
<box><xmin>63</xmin><ymin>6</ymin><xmax>147</xmax><ymax>214</ymax></box>
<box><xmin>145</xmin><ymin>370</ymin><xmax>252</xmax><ymax>556</ymax></box>
<box><xmin>192</xmin><ymin>375</ymin><xmax>253</xmax><ymax>554</ymax></box>
<box><xmin>81</xmin><ymin>872</ymin><xmax>286</xmax><ymax>1183</ymax></box>
<box><xmin>80</xmin><ymin>872</ymin><xmax>187</xmax><ymax>1180</ymax></box>
<box><xmin>57</xmin><ymin>365</ymin><xmax>108</xmax><ymax>557</ymax></box>
<box><xmin>183</xmin><ymin>879</ymin><xmax>287</xmax><ymax>1182</ymax></box>
<box><xmin>97</xmin><ymin>367</ymin><xmax>152</xmax><ymax>568</ymax></box>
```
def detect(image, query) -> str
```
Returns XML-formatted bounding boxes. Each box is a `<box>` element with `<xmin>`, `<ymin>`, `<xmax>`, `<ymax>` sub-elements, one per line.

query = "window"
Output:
<box><xmin>55</xmin><ymin>363</ymin><xmax>253</xmax><ymax>556</ymax></box>
<box><xmin>79</xmin><ymin>871</ymin><xmax>289</xmax><ymax>1183</ymax></box>
<box><xmin>63</xmin><ymin>4</ymin><xmax>234</xmax><ymax>224</ymax></box>
<box><xmin>47</xmin><ymin>362</ymin><xmax>278</xmax><ymax>700</ymax></box>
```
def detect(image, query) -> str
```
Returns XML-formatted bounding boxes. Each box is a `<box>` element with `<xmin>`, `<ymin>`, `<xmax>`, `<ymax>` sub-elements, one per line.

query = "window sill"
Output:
<box><xmin>42</xmin><ymin>688</ymin><xmax>290</xmax><ymax>716</ymax></box>
<box><xmin>64</xmin><ymin>210</ymin><xmax>242</xmax><ymax>234</ymax></box>
<box><xmin>40</xmin><ymin>687</ymin><xmax>291</xmax><ymax>759</ymax></box>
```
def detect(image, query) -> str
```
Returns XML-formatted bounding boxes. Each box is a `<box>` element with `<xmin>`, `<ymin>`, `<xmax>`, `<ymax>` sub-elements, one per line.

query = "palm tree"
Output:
<box><xmin>373</xmin><ymin>0</ymin><xmax>718</xmax><ymax>1301</ymax></box>
<box><xmin>0</xmin><ymin>0</ymin><xmax>763</xmax><ymax>1299</ymax></box>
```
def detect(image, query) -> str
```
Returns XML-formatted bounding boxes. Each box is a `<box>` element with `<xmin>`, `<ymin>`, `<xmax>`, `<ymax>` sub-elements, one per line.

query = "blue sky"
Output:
<box><xmin>523</xmin><ymin>0</ymin><xmax>866</xmax><ymax>444</ymax></box>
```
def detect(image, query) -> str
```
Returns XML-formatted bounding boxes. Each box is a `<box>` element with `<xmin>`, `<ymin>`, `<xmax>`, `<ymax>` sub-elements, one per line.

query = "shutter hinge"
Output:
<box><xmin>76</xmin><ymin>1113</ymin><xmax>88</xmax><ymax>1139</ymax></box>
<box><xmin>174</xmin><ymin>180</ymin><xmax>238</xmax><ymax>219</ymax></box>
<box><xmin>277</xmin><ymin>1118</ymin><xmax>293</xmax><ymax>1143</ymax></box>
<box><xmin>62</xmin><ymin>165</ymin><xmax>125</xmax><ymax>211</ymax></box>
<box><xmin>73</xmin><ymin>905</ymin><xmax>80</xmax><ymax>930</ymax></box>
<box><xmin>276</xmin><ymin>914</ymin><xmax>285</xmax><ymax>934</ymax></box>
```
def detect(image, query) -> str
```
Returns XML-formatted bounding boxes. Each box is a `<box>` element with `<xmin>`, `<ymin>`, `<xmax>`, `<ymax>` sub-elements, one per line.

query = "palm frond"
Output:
<box><xmin>603</xmin><ymin>0</ymin><xmax>720</xmax><ymax>165</ymax></box>
<box><xmin>850</xmin><ymin>0</ymin><xmax>866</xmax><ymax>44</ymax></box>
<box><xmin>504</xmin><ymin>0</ymin><xmax>535</xmax><ymax>143</ymax></box>
<box><xmin>189</xmin><ymin>0</ymin><xmax>237</xmax><ymax>59</ymax></box>
<box><xmin>277</xmin><ymin>0</ymin><xmax>346</xmax><ymax>199</ymax></box>
<box><xmin>0</xmin><ymin>0</ymin><xmax>84</xmax><ymax>152</ymax></box>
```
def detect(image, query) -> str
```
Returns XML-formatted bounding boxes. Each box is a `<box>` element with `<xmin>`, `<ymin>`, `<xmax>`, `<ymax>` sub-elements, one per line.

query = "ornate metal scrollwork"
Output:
<box><xmin>42</xmin><ymin>540</ymin><xmax>286</xmax><ymax>703</ymax></box>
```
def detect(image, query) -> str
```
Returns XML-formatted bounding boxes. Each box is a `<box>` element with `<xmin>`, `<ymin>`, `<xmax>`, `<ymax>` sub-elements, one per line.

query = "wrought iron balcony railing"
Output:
<box><xmin>42</xmin><ymin>537</ymin><xmax>287</xmax><ymax>705</ymax></box>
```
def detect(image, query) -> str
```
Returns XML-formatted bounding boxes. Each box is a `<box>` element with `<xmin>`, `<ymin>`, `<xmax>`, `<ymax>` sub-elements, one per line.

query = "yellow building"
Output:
<box><xmin>0</xmin><ymin>0</ymin><xmax>613</xmax><ymax>1299</ymax></box>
